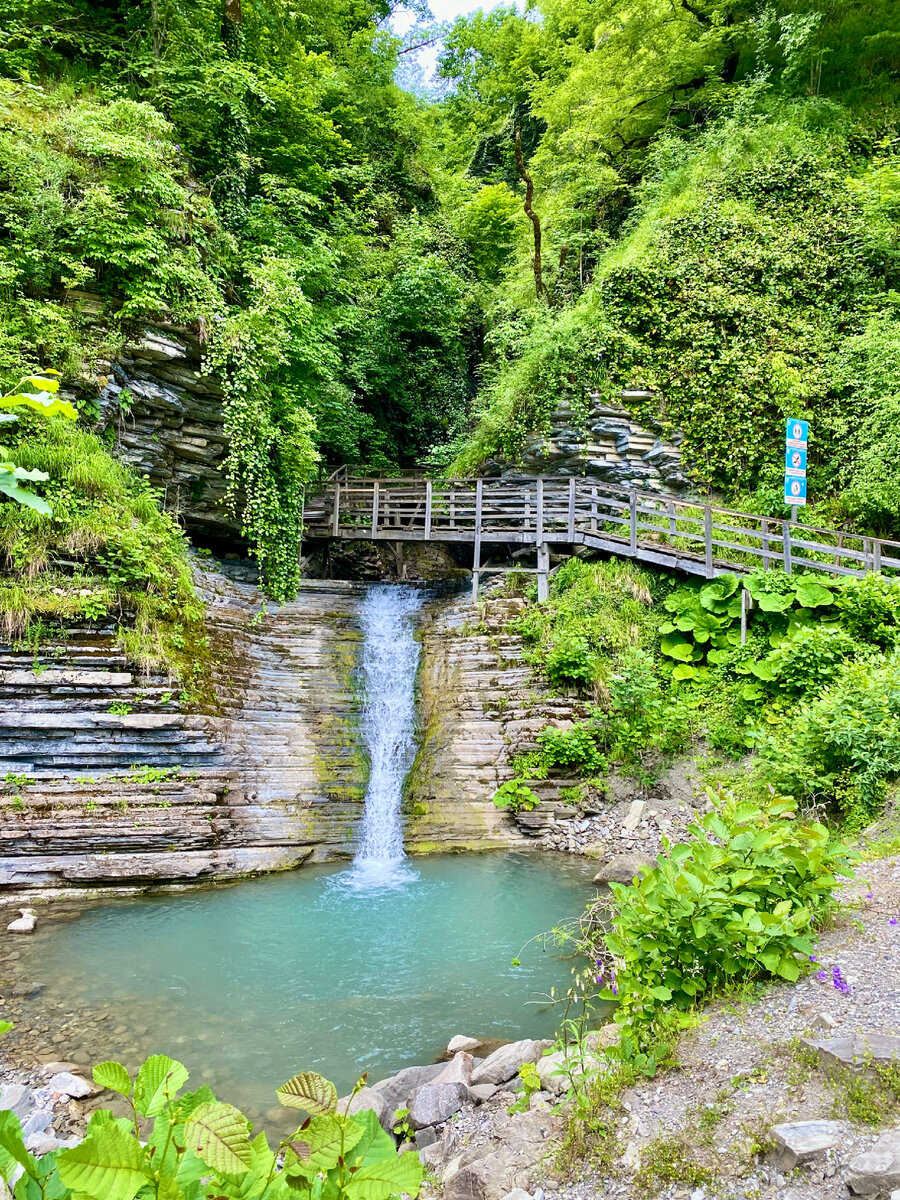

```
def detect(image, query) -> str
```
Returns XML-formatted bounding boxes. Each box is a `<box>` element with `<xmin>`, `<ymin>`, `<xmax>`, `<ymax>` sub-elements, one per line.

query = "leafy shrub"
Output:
<box><xmin>834</xmin><ymin>573</ymin><xmax>900</xmax><ymax>648</ymax></box>
<box><xmin>0</xmin><ymin>1056</ymin><xmax>423</xmax><ymax>1200</ymax></box>
<box><xmin>493</xmin><ymin>778</ymin><xmax>541</xmax><ymax>812</ymax></box>
<box><xmin>768</xmin><ymin>624</ymin><xmax>865</xmax><ymax>693</ymax></box>
<box><xmin>596</xmin><ymin>789</ymin><xmax>854</xmax><ymax>1055</ymax></box>
<box><xmin>537</xmin><ymin>723</ymin><xmax>606</xmax><ymax>774</ymax></box>
<box><xmin>757</xmin><ymin>653</ymin><xmax>900</xmax><ymax>825</ymax></box>
<box><xmin>545</xmin><ymin>633</ymin><xmax>598</xmax><ymax>689</ymax></box>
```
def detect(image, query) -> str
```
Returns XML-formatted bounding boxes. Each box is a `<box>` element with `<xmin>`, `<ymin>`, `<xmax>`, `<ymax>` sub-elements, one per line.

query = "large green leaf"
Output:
<box><xmin>671</xmin><ymin>663</ymin><xmax>699</xmax><ymax>682</ymax></box>
<box><xmin>287</xmin><ymin>1114</ymin><xmax>363</xmax><ymax>1175</ymax></box>
<box><xmin>699</xmin><ymin>574</ymin><xmax>739</xmax><ymax>610</ymax></box>
<box><xmin>0</xmin><ymin>388</ymin><xmax>77</xmax><ymax>421</ymax></box>
<box><xmin>57</xmin><ymin>1121</ymin><xmax>149</xmax><ymax>1200</ymax></box>
<box><xmin>343</xmin><ymin>1151</ymin><xmax>424</xmax><ymax>1200</ymax></box>
<box><xmin>93</xmin><ymin>1061</ymin><xmax>132</xmax><ymax>1097</ymax></box>
<box><xmin>0</xmin><ymin>468</ymin><xmax>51</xmax><ymax>514</ymax></box>
<box><xmin>134</xmin><ymin>1055</ymin><xmax>189</xmax><ymax>1117</ymax></box>
<box><xmin>660</xmin><ymin>635</ymin><xmax>694</xmax><ymax>661</ymax></box>
<box><xmin>794</xmin><ymin>580</ymin><xmax>834</xmax><ymax>608</ymax></box>
<box><xmin>344</xmin><ymin>1111</ymin><xmax>396</xmax><ymax>1170</ymax></box>
<box><xmin>277</xmin><ymin>1073</ymin><xmax>337</xmax><ymax>1115</ymax></box>
<box><xmin>183</xmin><ymin>1101</ymin><xmax>253</xmax><ymax>1176</ymax></box>
<box><xmin>756</xmin><ymin>591</ymin><xmax>794</xmax><ymax>613</ymax></box>
<box><xmin>0</xmin><ymin>1110</ymin><xmax>36</xmax><ymax>1183</ymax></box>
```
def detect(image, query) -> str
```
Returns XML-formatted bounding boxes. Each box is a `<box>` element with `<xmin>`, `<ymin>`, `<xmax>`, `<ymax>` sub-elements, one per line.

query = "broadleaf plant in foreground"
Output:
<box><xmin>0</xmin><ymin>1058</ymin><xmax>423</xmax><ymax>1200</ymax></box>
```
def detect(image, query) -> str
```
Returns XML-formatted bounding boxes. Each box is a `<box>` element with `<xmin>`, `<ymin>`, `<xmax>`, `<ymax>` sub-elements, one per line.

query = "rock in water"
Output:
<box><xmin>447</xmin><ymin>1035</ymin><xmax>481</xmax><ymax>1055</ymax></box>
<box><xmin>847</xmin><ymin>1127</ymin><xmax>900</xmax><ymax>1195</ymax></box>
<box><xmin>371</xmin><ymin>1063</ymin><xmax>445</xmax><ymax>1113</ymax></box>
<box><xmin>471</xmin><ymin>1040</ymin><xmax>551</xmax><ymax>1086</ymax></box>
<box><xmin>770</xmin><ymin>1120</ymin><xmax>842</xmax><ymax>1170</ymax></box>
<box><xmin>6</xmin><ymin>909</ymin><xmax>36</xmax><ymax>933</ymax></box>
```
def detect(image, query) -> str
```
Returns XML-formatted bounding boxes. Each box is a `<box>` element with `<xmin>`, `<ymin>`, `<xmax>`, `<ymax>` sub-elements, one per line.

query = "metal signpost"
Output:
<box><xmin>785</xmin><ymin>418</ymin><xmax>808</xmax><ymax>523</ymax></box>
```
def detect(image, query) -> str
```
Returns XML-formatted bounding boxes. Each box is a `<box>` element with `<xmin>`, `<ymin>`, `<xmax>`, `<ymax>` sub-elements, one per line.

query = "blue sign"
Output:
<box><xmin>786</xmin><ymin>418</ymin><xmax>808</xmax><ymax>449</ymax></box>
<box><xmin>785</xmin><ymin>446</ymin><xmax>807</xmax><ymax>477</ymax></box>
<box><xmin>784</xmin><ymin>476</ymin><xmax>807</xmax><ymax>505</ymax></box>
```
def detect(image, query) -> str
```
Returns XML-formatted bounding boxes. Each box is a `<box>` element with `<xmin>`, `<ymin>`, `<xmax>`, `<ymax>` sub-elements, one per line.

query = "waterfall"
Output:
<box><xmin>346</xmin><ymin>583</ymin><xmax>424</xmax><ymax>888</ymax></box>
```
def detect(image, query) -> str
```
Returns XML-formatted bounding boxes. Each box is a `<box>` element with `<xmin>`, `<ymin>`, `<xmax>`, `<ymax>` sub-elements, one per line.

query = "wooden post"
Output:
<box><xmin>629</xmin><ymin>489</ymin><xmax>638</xmax><ymax>555</ymax></box>
<box><xmin>591</xmin><ymin>487</ymin><xmax>598</xmax><ymax>533</ymax></box>
<box><xmin>424</xmin><ymin>480</ymin><xmax>432</xmax><ymax>539</ymax></box>
<box><xmin>874</xmin><ymin>538</ymin><xmax>882</xmax><ymax>574</ymax></box>
<box><xmin>740</xmin><ymin>588</ymin><xmax>750</xmax><ymax>646</ymax></box>
<box><xmin>782</xmin><ymin>519</ymin><xmax>792</xmax><ymax>574</ymax></box>
<box><xmin>568</xmin><ymin>476</ymin><xmax>576</xmax><ymax>541</ymax></box>
<box><xmin>370</xmin><ymin>480</ymin><xmax>380</xmax><ymax>540</ymax></box>
<box><xmin>332</xmin><ymin>482</ymin><xmax>341</xmax><ymax>536</ymax></box>
<box><xmin>761</xmin><ymin>518</ymin><xmax>770</xmax><ymax>570</ymax></box>
<box><xmin>449</xmin><ymin>488</ymin><xmax>456</xmax><ymax>530</ymax></box>
<box><xmin>667</xmin><ymin>500</ymin><xmax>677</xmax><ymax>541</ymax></box>
<box><xmin>863</xmin><ymin>537</ymin><xmax>872</xmax><ymax>573</ymax></box>
<box><xmin>537</xmin><ymin>542</ymin><xmax>550</xmax><ymax>602</ymax></box>
<box><xmin>536</xmin><ymin>477</ymin><xmax>544</xmax><ymax>546</ymax></box>
<box><xmin>472</xmin><ymin>478</ymin><xmax>483</xmax><ymax>601</ymax></box>
<box><xmin>704</xmin><ymin>505</ymin><xmax>713</xmax><ymax>577</ymax></box>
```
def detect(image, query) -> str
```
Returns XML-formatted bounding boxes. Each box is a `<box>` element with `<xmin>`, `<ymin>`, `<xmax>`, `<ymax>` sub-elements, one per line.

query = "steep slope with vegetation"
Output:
<box><xmin>438</xmin><ymin>0</ymin><xmax>900</xmax><ymax>529</ymax></box>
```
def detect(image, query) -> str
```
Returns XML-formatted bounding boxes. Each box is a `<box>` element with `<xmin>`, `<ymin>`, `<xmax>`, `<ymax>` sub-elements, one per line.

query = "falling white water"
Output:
<box><xmin>345</xmin><ymin>584</ymin><xmax>425</xmax><ymax>889</ymax></box>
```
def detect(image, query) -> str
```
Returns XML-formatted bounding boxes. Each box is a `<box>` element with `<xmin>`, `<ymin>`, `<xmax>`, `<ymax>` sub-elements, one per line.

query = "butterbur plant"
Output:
<box><xmin>0</xmin><ymin>1056</ymin><xmax>423</xmax><ymax>1200</ymax></box>
<box><xmin>587</xmin><ymin>788</ymin><xmax>855</xmax><ymax>1063</ymax></box>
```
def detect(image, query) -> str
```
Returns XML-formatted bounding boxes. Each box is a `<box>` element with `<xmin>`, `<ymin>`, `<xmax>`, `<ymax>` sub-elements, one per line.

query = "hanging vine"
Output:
<box><xmin>206</xmin><ymin>258</ymin><xmax>319</xmax><ymax>600</ymax></box>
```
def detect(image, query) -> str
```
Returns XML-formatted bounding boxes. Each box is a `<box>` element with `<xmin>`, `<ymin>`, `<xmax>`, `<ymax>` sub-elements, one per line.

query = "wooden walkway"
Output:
<box><xmin>302</xmin><ymin>471</ymin><xmax>900</xmax><ymax>599</ymax></box>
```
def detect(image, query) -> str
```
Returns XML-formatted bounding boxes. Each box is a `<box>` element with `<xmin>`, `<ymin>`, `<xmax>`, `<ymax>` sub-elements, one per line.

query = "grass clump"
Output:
<box><xmin>834</xmin><ymin>1062</ymin><xmax>900</xmax><ymax>1127</ymax></box>
<box><xmin>632</xmin><ymin>1133</ymin><xmax>713</xmax><ymax>1196</ymax></box>
<box><xmin>0</xmin><ymin>417</ymin><xmax>208</xmax><ymax>691</ymax></box>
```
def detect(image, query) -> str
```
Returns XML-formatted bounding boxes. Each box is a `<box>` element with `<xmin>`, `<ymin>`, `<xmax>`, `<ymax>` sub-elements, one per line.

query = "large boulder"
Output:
<box><xmin>336</xmin><ymin>1087</ymin><xmax>391</xmax><ymax>1135</ymax></box>
<box><xmin>370</xmin><ymin>1063</ymin><xmax>445</xmax><ymax>1113</ymax></box>
<box><xmin>433</xmin><ymin>1052</ymin><xmax>475</xmax><ymax>1088</ymax></box>
<box><xmin>471</xmin><ymin>1041</ymin><xmax>552</xmax><ymax>1087</ymax></box>
<box><xmin>592</xmin><ymin>853</ymin><xmax>656</xmax><ymax>887</ymax></box>
<box><xmin>803</xmin><ymin>1034</ymin><xmax>900</xmax><ymax>1079</ymax></box>
<box><xmin>408</xmin><ymin>1083</ymin><xmax>470</xmax><ymax>1130</ymax></box>
<box><xmin>847</xmin><ymin>1127</ymin><xmax>900</xmax><ymax>1195</ymax></box>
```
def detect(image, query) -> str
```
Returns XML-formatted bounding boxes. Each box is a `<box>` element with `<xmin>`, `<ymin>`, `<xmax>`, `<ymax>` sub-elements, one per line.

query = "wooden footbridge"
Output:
<box><xmin>302</xmin><ymin>469</ymin><xmax>900</xmax><ymax>598</ymax></box>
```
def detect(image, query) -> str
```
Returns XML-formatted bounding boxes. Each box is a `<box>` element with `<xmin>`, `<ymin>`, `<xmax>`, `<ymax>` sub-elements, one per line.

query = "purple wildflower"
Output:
<box><xmin>890</xmin><ymin>918</ymin><xmax>898</xmax><ymax>927</ymax></box>
<box><xmin>816</xmin><ymin>970</ymin><xmax>827</xmax><ymax>982</ymax></box>
<box><xmin>809</xmin><ymin>956</ymin><xmax>818</xmax><ymax>963</ymax></box>
<box><xmin>832</xmin><ymin>966</ymin><xmax>850</xmax><ymax>995</ymax></box>
<box><xmin>866</xmin><ymin>892</ymin><xmax>874</xmax><ymax>899</ymax></box>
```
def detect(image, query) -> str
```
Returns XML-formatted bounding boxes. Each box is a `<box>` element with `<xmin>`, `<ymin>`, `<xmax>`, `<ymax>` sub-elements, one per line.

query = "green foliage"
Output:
<box><xmin>594</xmin><ymin>789</ymin><xmax>854</xmax><ymax>1054</ymax></box>
<box><xmin>0</xmin><ymin>1057</ymin><xmax>423</xmax><ymax>1200</ymax></box>
<box><xmin>537</xmin><ymin>724</ymin><xmax>605</xmax><ymax>774</ymax></box>
<box><xmin>757</xmin><ymin>653</ymin><xmax>900</xmax><ymax>827</ymax></box>
<box><xmin>492</xmin><ymin>778</ymin><xmax>541</xmax><ymax>813</ymax></box>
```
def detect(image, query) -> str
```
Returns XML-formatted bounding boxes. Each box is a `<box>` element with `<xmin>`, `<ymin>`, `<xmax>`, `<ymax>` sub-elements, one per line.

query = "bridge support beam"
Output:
<box><xmin>537</xmin><ymin>541</ymin><xmax>550</xmax><ymax>602</ymax></box>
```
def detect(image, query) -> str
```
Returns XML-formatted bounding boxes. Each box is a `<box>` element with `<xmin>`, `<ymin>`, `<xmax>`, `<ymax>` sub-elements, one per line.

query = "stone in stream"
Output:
<box><xmin>6</xmin><ymin>909</ymin><xmax>36</xmax><ymax>934</ymax></box>
<box><xmin>769</xmin><ymin>1120</ymin><xmax>842</xmax><ymax>1170</ymax></box>
<box><xmin>415</xmin><ymin>1126</ymin><xmax>439</xmax><ymax>1150</ymax></box>
<box><xmin>621</xmin><ymin>800</ymin><xmax>645</xmax><ymax>832</ymax></box>
<box><xmin>846</xmin><ymin>1127</ymin><xmax>900</xmax><ymax>1194</ymax></box>
<box><xmin>471</xmin><ymin>1040</ymin><xmax>552</xmax><ymax>1087</ymax></box>
<box><xmin>408</xmin><ymin>1083</ymin><xmax>470</xmax><ymax>1130</ymax></box>
<box><xmin>447</xmin><ymin>1035</ymin><xmax>481</xmax><ymax>1055</ymax></box>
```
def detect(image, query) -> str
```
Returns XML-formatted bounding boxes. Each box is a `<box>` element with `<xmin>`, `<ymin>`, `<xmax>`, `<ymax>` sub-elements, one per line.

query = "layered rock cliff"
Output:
<box><xmin>0</xmin><ymin>569</ymin><xmax>561</xmax><ymax>895</ymax></box>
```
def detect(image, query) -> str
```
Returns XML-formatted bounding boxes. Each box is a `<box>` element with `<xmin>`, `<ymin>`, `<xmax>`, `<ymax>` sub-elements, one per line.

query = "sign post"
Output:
<box><xmin>784</xmin><ymin>419</ymin><xmax>808</xmax><ymax>522</ymax></box>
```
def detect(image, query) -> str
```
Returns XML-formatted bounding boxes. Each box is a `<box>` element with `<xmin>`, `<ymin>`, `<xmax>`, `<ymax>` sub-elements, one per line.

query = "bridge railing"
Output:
<box><xmin>303</xmin><ymin>475</ymin><xmax>900</xmax><ymax>585</ymax></box>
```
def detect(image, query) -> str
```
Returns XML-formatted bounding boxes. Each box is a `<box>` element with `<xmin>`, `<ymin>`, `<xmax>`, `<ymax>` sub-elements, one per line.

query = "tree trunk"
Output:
<box><xmin>514</xmin><ymin>126</ymin><xmax>546</xmax><ymax>301</ymax></box>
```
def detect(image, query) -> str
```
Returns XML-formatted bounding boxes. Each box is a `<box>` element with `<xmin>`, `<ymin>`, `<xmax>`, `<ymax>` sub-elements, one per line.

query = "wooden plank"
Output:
<box><xmin>704</xmin><ymin>506</ymin><xmax>713</xmax><ymax>577</ymax></box>
<box><xmin>536</xmin><ymin>478</ymin><xmax>544</xmax><ymax>546</ymax></box>
<box><xmin>371</xmin><ymin>480</ymin><xmax>380</xmax><ymax>539</ymax></box>
<box><xmin>568</xmin><ymin>476</ymin><xmax>576</xmax><ymax>540</ymax></box>
<box><xmin>332</xmin><ymin>482</ymin><xmax>341</xmax><ymax>536</ymax></box>
<box><xmin>629</xmin><ymin>490</ymin><xmax>638</xmax><ymax>555</ymax></box>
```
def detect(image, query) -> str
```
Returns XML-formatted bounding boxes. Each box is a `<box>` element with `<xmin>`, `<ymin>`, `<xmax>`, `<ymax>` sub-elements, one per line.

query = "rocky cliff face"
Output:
<box><xmin>0</xmin><ymin>570</ymin><xmax>554</xmax><ymax>896</ymax></box>
<box><xmin>489</xmin><ymin>392</ymin><xmax>689</xmax><ymax>492</ymax></box>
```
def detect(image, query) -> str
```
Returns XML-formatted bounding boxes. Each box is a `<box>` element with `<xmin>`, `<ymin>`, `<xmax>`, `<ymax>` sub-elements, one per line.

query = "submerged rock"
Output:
<box><xmin>447</xmin><ymin>1035</ymin><xmax>481</xmax><ymax>1055</ymax></box>
<box><xmin>6</xmin><ymin>909</ymin><xmax>36</xmax><ymax>934</ymax></box>
<box><xmin>592</xmin><ymin>853</ymin><xmax>656</xmax><ymax>887</ymax></box>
